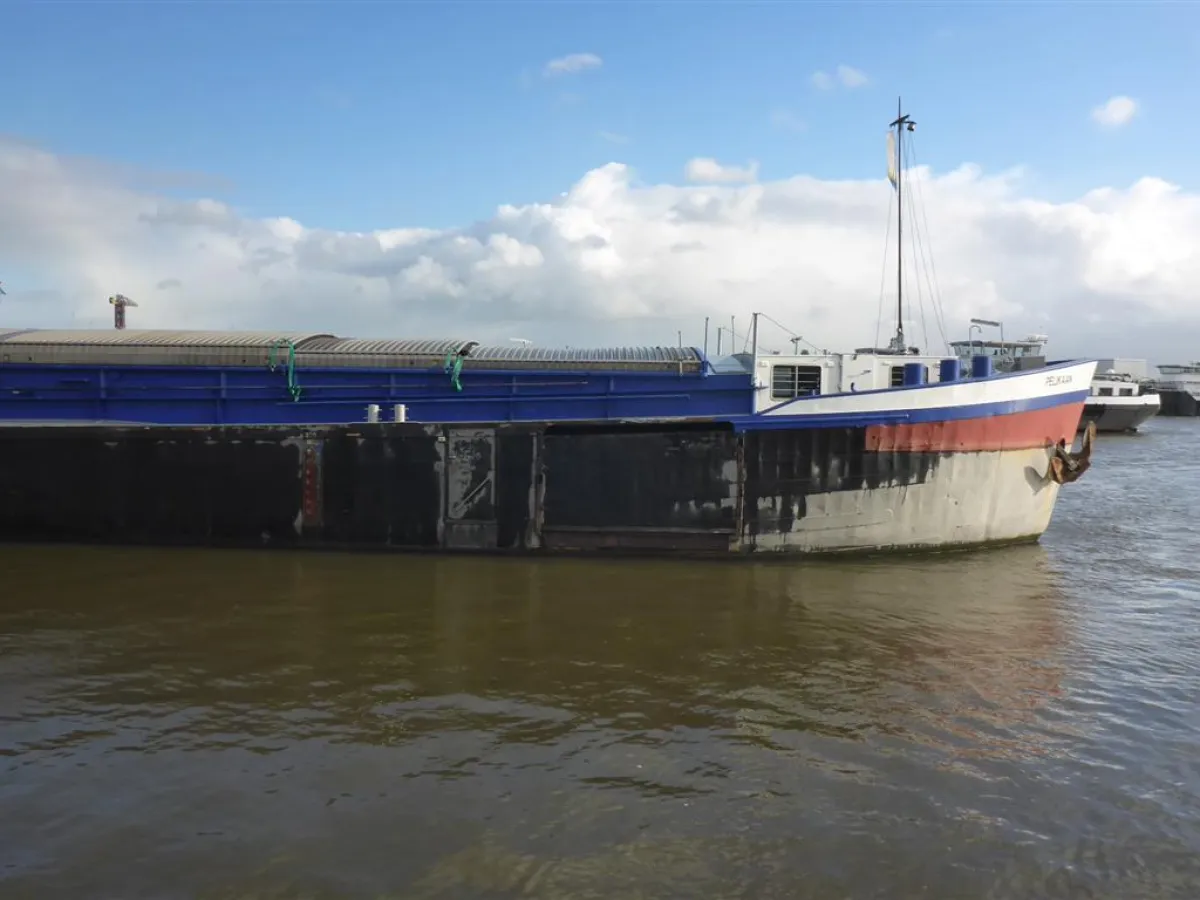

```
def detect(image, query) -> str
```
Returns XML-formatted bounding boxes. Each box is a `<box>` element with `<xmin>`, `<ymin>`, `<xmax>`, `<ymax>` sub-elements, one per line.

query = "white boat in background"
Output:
<box><xmin>1080</xmin><ymin>366</ymin><xmax>1160</xmax><ymax>433</ymax></box>
<box><xmin>949</xmin><ymin>338</ymin><xmax>1159</xmax><ymax>433</ymax></box>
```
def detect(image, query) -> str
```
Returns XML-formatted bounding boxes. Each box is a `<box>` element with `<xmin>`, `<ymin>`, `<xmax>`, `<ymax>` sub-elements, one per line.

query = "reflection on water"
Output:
<box><xmin>3</xmin><ymin>419</ymin><xmax>1200</xmax><ymax>898</ymax></box>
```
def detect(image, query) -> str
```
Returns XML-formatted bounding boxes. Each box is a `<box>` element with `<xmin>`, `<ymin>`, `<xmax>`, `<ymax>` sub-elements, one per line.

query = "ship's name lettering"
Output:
<box><xmin>1045</xmin><ymin>374</ymin><xmax>1073</xmax><ymax>387</ymax></box>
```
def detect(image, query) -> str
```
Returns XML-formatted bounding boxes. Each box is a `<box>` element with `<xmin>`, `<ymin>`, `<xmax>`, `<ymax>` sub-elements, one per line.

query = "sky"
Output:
<box><xmin>1</xmin><ymin>0</ymin><xmax>1199</xmax><ymax>365</ymax></box>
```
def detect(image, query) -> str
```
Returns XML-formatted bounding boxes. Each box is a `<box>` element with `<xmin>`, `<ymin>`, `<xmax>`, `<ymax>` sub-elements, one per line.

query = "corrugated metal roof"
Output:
<box><xmin>467</xmin><ymin>345</ymin><xmax>702</xmax><ymax>364</ymax></box>
<box><xmin>0</xmin><ymin>327</ymin><xmax>704</xmax><ymax>373</ymax></box>
<box><xmin>301</xmin><ymin>337</ymin><xmax>470</xmax><ymax>356</ymax></box>
<box><xmin>0</xmin><ymin>329</ymin><xmax>333</xmax><ymax>348</ymax></box>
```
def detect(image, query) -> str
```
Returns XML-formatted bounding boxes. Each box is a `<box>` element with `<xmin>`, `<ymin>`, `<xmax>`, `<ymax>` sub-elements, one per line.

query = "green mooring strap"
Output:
<box><xmin>443</xmin><ymin>352</ymin><xmax>464</xmax><ymax>392</ymax></box>
<box><xmin>267</xmin><ymin>338</ymin><xmax>303</xmax><ymax>402</ymax></box>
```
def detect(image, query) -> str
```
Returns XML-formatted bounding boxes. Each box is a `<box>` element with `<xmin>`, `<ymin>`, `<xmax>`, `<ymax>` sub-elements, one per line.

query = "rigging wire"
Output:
<box><xmin>903</xmin><ymin>135</ymin><xmax>951</xmax><ymax>353</ymax></box>
<box><xmin>874</xmin><ymin>186</ymin><xmax>895</xmax><ymax>351</ymax></box>
<box><xmin>755</xmin><ymin>311</ymin><xmax>826</xmax><ymax>355</ymax></box>
<box><xmin>717</xmin><ymin>324</ymin><xmax>780</xmax><ymax>357</ymax></box>
<box><xmin>902</xmin><ymin>170</ymin><xmax>931</xmax><ymax>352</ymax></box>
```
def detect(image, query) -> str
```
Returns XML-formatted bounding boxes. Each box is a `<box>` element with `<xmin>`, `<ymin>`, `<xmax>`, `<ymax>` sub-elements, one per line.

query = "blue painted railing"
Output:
<box><xmin>0</xmin><ymin>362</ymin><xmax>755</xmax><ymax>426</ymax></box>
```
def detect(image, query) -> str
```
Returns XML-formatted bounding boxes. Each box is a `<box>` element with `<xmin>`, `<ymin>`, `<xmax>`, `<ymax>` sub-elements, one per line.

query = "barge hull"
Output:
<box><xmin>1078</xmin><ymin>400</ymin><xmax>1159</xmax><ymax>433</ymax></box>
<box><xmin>0</xmin><ymin>412</ymin><xmax>1079</xmax><ymax>557</ymax></box>
<box><xmin>1156</xmin><ymin>390</ymin><xmax>1200</xmax><ymax>417</ymax></box>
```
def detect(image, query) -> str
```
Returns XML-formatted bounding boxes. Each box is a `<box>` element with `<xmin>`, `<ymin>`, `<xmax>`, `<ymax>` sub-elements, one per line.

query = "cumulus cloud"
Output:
<box><xmin>812</xmin><ymin>65</ymin><xmax>869</xmax><ymax>90</ymax></box>
<box><xmin>1092</xmin><ymin>95</ymin><xmax>1138</xmax><ymax>128</ymax></box>
<box><xmin>0</xmin><ymin>136</ymin><xmax>1198</xmax><ymax>362</ymax></box>
<box><xmin>543</xmin><ymin>53</ymin><xmax>603</xmax><ymax>77</ymax></box>
<box><xmin>684</xmin><ymin>157</ymin><xmax>760</xmax><ymax>185</ymax></box>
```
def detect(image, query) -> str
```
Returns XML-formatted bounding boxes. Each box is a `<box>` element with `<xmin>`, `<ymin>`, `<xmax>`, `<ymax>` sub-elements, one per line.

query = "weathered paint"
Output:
<box><xmin>319</xmin><ymin>428</ymin><xmax>444</xmax><ymax>547</ymax></box>
<box><xmin>0</xmin><ymin>427</ymin><xmax>304</xmax><ymax>546</ymax></box>
<box><xmin>537</xmin><ymin>422</ymin><xmax>739</xmax><ymax>553</ymax></box>
<box><xmin>865</xmin><ymin>402</ymin><xmax>1084</xmax><ymax>453</ymax></box>
<box><xmin>0</xmin><ymin>415</ymin><xmax>1081</xmax><ymax>558</ymax></box>
<box><xmin>495</xmin><ymin>430</ymin><xmax>537</xmax><ymax>550</ymax></box>
<box><xmin>300</xmin><ymin>437</ymin><xmax>323</xmax><ymax>531</ymax></box>
<box><xmin>444</xmin><ymin>427</ymin><xmax>498</xmax><ymax>549</ymax></box>
<box><xmin>743</xmin><ymin>446</ymin><xmax>1063</xmax><ymax>554</ymax></box>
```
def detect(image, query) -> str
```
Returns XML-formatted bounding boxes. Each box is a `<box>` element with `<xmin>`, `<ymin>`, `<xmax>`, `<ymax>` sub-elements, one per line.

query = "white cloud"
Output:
<box><xmin>811</xmin><ymin>65</ymin><xmax>868</xmax><ymax>90</ymax></box>
<box><xmin>1</xmin><ymin>137</ymin><xmax>1199</xmax><ymax>362</ymax></box>
<box><xmin>543</xmin><ymin>53</ymin><xmax>603</xmax><ymax>77</ymax></box>
<box><xmin>1092</xmin><ymin>95</ymin><xmax>1138</xmax><ymax>128</ymax></box>
<box><xmin>836</xmin><ymin>65</ymin><xmax>869</xmax><ymax>88</ymax></box>
<box><xmin>684</xmin><ymin>157</ymin><xmax>760</xmax><ymax>184</ymax></box>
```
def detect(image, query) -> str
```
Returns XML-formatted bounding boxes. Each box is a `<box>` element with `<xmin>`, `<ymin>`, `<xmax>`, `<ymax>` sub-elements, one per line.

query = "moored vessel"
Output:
<box><xmin>1150</xmin><ymin>363</ymin><xmax>1200</xmax><ymax>417</ymax></box>
<box><xmin>0</xmin><ymin>102</ymin><xmax>1099</xmax><ymax>557</ymax></box>
<box><xmin>1081</xmin><ymin>368</ymin><xmax>1160</xmax><ymax>433</ymax></box>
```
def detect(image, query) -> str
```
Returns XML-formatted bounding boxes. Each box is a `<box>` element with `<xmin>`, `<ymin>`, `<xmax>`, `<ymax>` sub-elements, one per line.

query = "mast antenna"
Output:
<box><xmin>888</xmin><ymin>97</ymin><xmax>916</xmax><ymax>353</ymax></box>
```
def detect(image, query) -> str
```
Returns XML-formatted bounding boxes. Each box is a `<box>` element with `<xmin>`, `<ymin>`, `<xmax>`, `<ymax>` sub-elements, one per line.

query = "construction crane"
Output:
<box><xmin>108</xmin><ymin>293</ymin><xmax>138</xmax><ymax>329</ymax></box>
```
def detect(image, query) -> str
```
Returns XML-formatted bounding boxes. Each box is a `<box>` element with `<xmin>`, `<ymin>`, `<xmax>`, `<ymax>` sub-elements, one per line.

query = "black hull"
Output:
<box><xmin>1078</xmin><ymin>400</ymin><xmax>1159</xmax><ymax>433</ymax></box>
<box><xmin>1156</xmin><ymin>390</ymin><xmax>1200</xmax><ymax>417</ymax></box>
<box><xmin>0</xmin><ymin>420</ymin><xmax>1038</xmax><ymax>558</ymax></box>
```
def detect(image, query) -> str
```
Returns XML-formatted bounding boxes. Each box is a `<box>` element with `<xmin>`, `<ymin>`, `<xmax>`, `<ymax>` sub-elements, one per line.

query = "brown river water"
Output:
<box><xmin>2</xmin><ymin>418</ymin><xmax>1199</xmax><ymax>898</ymax></box>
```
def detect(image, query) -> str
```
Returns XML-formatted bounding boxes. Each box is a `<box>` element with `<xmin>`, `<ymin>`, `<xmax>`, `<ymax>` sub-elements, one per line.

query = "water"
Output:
<box><xmin>3</xmin><ymin>418</ymin><xmax>1200</xmax><ymax>898</ymax></box>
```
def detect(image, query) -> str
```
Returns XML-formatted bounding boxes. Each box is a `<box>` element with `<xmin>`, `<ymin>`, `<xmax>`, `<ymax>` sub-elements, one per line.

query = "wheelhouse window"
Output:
<box><xmin>771</xmin><ymin>364</ymin><xmax>822</xmax><ymax>400</ymax></box>
<box><xmin>1097</xmin><ymin>387</ymin><xmax>1113</xmax><ymax>396</ymax></box>
<box><xmin>890</xmin><ymin>366</ymin><xmax>906</xmax><ymax>387</ymax></box>
<box><xmin>1119</xmin><ymin>388</ymin><xmax>1134</xmax><ymax>396</ymax></box>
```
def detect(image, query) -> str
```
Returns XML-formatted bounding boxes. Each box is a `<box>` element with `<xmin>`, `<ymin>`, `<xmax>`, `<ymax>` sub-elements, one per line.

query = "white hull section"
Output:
<box><xmin>748</xmin><ymin>446</ymin><xmax>1063</xmax><ymax>554</ymax></box>
<box><xmin>1080</xmin><ymin>394</ymin><xmax>1160</xmax><ymax>433</ymax></box>
<box><xmin>758</xmin><ymin>360</ymin><xmax>1096</xmax><ymax>418</ymax></box>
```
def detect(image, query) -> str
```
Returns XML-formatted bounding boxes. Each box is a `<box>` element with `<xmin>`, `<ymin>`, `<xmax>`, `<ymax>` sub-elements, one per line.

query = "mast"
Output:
<box><xmin>888</xmin><ymin>98</ymin><xmax>915</xmax><ymax>353</ymax></box>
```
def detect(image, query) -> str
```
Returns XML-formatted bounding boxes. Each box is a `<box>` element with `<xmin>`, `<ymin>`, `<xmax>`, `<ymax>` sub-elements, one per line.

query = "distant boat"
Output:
<box><xmin>1149</xmin><ymin>363</ymin><xmax>1200</xmax><ymax>417</ymax></box>
<box><xmin>1080</xmin><ymin>369</ymin><xmax>1160</xmax><ymax>433</ymax></box>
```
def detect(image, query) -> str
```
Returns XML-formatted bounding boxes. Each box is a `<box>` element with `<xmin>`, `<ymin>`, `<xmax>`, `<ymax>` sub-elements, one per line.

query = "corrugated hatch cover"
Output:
<box><xmin>0</xmin><ymin>329</ymin><xmax>337</xmax><ymax>367</ymax></box>
<box><xmin>0</xmin><ymin>329</ymin><xmax>336</xmax><ymax>347</ymax></box>
<box><xmin>0</xmin><ymin>328</ymin><xmax>704</xmax><ymax>372</ymax></box>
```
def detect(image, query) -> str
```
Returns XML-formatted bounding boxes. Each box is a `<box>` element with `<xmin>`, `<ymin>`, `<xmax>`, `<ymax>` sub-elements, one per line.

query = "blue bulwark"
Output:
<box><xmin>0</xmin><ymin>361</ymin><xmax>755</xmax><ymax>426</ymax></box>
<box><xmin>0</xmin><ymin>329</ymin><xmax>756</xmax><ymax>426</ymax></box>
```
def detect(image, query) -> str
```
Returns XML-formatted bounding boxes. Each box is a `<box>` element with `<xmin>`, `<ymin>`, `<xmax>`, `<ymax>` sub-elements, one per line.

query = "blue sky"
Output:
<box><xmin>2</xmin><ymin>0</ymin><xmax>1197</xmax><ymax>232</ymax></box>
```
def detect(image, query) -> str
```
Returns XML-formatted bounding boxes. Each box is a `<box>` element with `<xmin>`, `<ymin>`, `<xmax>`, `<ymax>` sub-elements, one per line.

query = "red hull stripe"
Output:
<box><xmin>866</xmin><ymin>401</ymin><xmax>1085</xmax><ymax>453</ymax></box>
